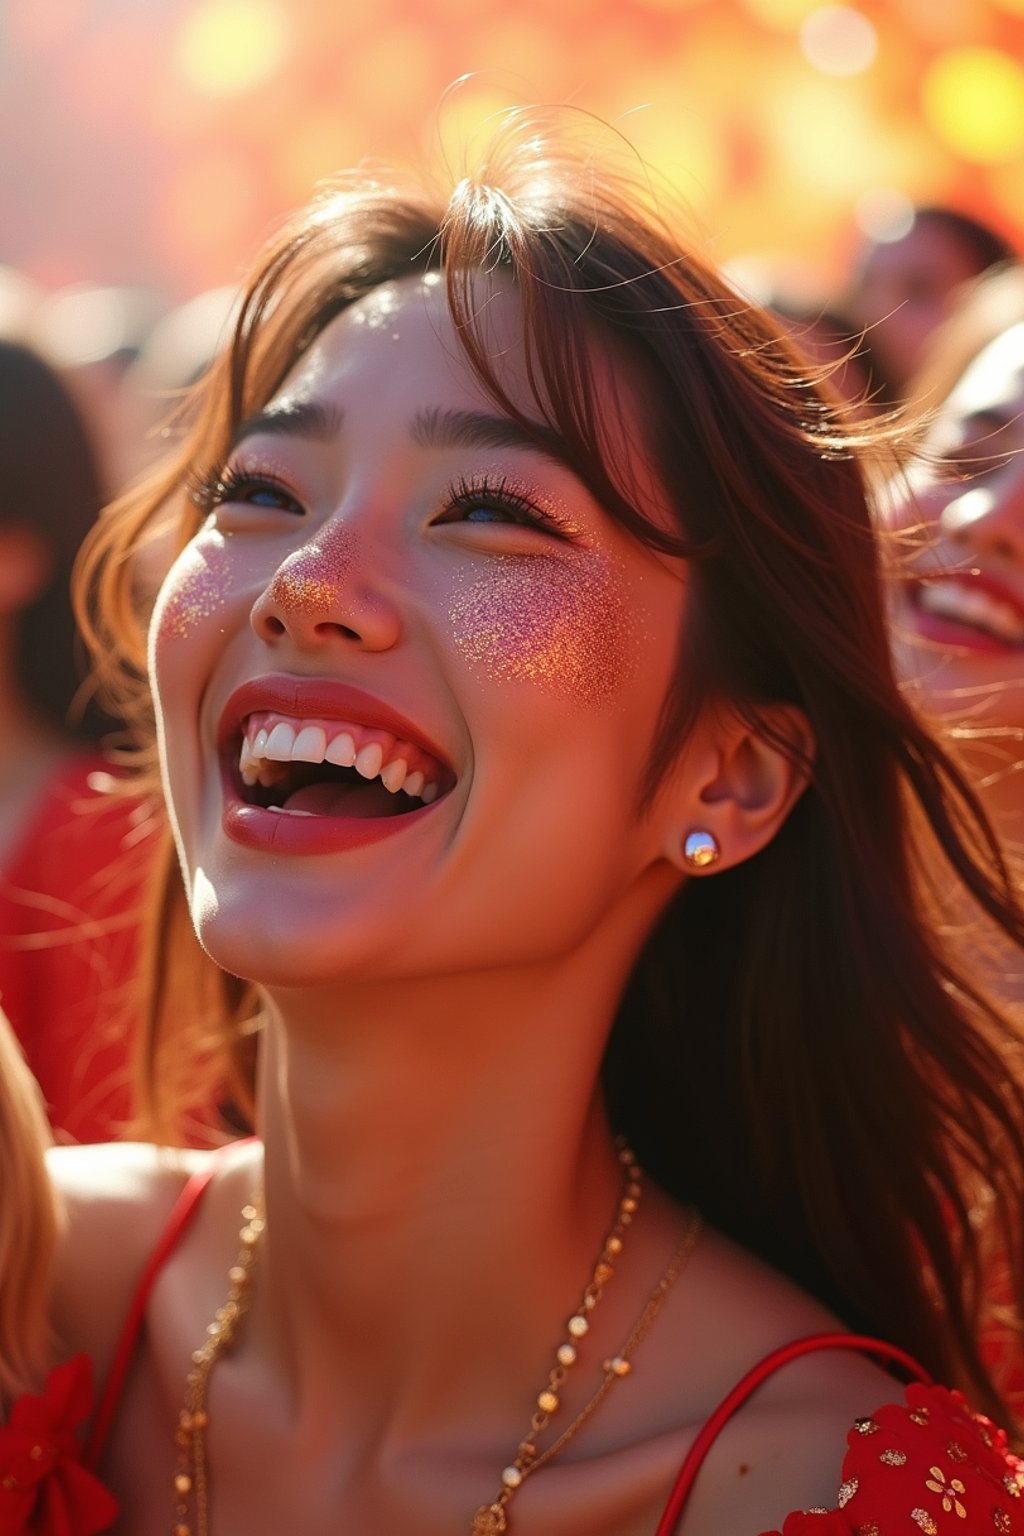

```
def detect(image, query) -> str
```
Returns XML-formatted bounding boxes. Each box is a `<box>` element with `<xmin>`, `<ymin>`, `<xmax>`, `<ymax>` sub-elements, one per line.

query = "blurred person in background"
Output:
<box><xmin>845</xmin><ymin>206</ymin><xmax>1017</xmax><ymax>404</ymax></box>
<box><xmin>882</xmin><ymin>262</ymin><xmax>1024</xmax><ymax>1410</ymax></box>
<box><xmin>0</xmin><ymin>339</ymin><xmax>154</xmax><ymax>1142</ymax></box>
<box><xmin>33</xmin><ymin>283</ymin><xmax>167</xmax><ymax>492</ymax></box>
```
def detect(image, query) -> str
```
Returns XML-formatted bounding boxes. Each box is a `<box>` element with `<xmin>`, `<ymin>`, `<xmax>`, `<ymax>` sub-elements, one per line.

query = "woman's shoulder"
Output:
<box><xmin>46</xmin><ymin>1140</ymin><xmax>242</xmax><ymax>1377</ymax></box>
<box><xmin>675</xmin><ymin>1345</ymin><xmax>1024</xmax><ymax>1535</ymax></box>
<box><xmin>661</xmin><ymin>1228</ymin><xmax>1023</xmax><ymax>1534</ymax></box>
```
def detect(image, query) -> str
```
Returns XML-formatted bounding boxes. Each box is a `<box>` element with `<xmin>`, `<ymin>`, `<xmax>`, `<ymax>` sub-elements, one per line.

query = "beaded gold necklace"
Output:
<box><xmin>171</xmin><ymin>1148</ymin><xmax>701</xmax><ymax>1535</ymax></box>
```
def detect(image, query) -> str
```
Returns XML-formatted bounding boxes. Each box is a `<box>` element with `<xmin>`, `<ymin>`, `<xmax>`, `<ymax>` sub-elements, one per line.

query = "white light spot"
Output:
<box><xmin>800</xmin><ymin>5</ymin><xmax>878</xmax><ymax>77</ymax></box>
<box><xmin>855</xmin><ymin>188</ymin><xmax>915</xmax><ymax>243</ymax></box>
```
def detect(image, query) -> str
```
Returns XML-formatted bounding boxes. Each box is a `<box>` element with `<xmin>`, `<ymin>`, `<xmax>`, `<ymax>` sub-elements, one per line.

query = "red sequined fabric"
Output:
<box><xmin>765</xmin><ymin>1384</ymin><xmax>1024</xmax><ymax>1535</ymax></box>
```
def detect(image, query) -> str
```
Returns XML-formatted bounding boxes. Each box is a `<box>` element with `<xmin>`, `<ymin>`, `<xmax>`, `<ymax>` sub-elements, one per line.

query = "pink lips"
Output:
<box><xmin>217</xmin><ymin>674</ymin><xmax>452</xmax><ymax>856</ymax></box>
<box><xmin>907</xmin><ymin>569</ymin><xmax>1024</xmax><ymax>656</ymax></box>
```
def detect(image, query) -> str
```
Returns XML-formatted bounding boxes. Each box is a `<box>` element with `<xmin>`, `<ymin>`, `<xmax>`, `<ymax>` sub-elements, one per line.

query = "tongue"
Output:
<box><xmin>282</xmin><ymin>778</ymin><xmax>407</xmax><ymax>819</ymax></box>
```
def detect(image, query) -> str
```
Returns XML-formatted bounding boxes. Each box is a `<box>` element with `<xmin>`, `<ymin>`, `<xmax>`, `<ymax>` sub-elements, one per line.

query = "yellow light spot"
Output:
<box><xmin>992</xmin><ymin>0</ymin><xmax>1024</xmax><ymax>14</ymax></box>
<box><xmin>767</xmin><ymin>71</ymin><xmax>884</xmax><ymax>192</ymax></box>
<box><xmin>175</xmin><ymin>0</ymin><xmax>290</xmax><ymax>99</ymax></box>
<box><xmin>740</xmin><ymin>0</ymin><xmax>822</xmax><ymax>28</ymax></box>
<box><xmin>922</xmin><ymin>47</ymin><xmax>1024</xmax><ymax>164</ymax></box>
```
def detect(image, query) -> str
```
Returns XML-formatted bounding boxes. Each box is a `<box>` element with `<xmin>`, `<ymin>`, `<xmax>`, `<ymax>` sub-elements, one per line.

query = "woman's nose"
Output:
<box><xmin>249</xmin><ymin>525</ymin><xmax>403</xmax><ymax>652</ymax></box>
<box><xmin>939</xmin><ymin>458</ymin><xmax>1024</xmax><ymax>565</ymax></box>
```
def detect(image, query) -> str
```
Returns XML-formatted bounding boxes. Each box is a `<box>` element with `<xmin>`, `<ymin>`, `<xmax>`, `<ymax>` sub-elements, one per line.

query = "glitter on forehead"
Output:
<box><xmin>349</xmin><ymin>284</ymin><xmax>400</xmax><ymax>330</ymax></box>
<box><xmin>155</xmin><ymin>537</ymin><xmax>231</xmax><ymax>641</ymax></box>
<box><xmin>448</xmin><ymin>553</ymin><xmax>638</xmax><ymax>708</ymax></box>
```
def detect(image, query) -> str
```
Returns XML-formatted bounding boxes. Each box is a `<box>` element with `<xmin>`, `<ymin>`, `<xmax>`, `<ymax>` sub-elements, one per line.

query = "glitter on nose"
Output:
<box><xmin>270</xmin><ymin>528</ymin><xmax>359</xmax><ymax>616</ymax></box>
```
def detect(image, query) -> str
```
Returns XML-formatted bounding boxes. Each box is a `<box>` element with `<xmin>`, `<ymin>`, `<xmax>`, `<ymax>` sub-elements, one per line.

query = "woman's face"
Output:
<box><xmin>850</xmin><ymin>220</ymin><xmax>987</xmax><ymax>395</ymax></box>
<box><xmin>149</xmin><ymin>273</ymin><xmax>693</xmax><ymax>987</ymax></box>
<box><xmin>887</xmin><ymin>321</ymin><xmax>1024</xmax><ymax>734</ymax></box>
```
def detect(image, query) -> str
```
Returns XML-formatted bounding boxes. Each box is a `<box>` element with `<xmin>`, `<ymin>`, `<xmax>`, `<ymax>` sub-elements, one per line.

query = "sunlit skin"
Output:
<box><xmin>882</xmin><ymin>322</ymin><xmax>1024</xmax><ymax>1012</ymax></box>
<box><xmin>150</xmin><ymin>274</ymin><xmax>691</xmax><ymax>991</ymax></box>
<box><xmin>47</xmin><ymin>275</ymin><xmax>894</xmax><ymax>1536</ymax></box>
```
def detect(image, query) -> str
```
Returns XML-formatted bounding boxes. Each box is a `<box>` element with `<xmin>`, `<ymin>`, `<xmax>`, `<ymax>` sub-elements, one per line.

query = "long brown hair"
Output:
<box><xmin>76</xmin><ymin>110</ymin><xmax>1024</xmax><ymax>1423</ymax></box>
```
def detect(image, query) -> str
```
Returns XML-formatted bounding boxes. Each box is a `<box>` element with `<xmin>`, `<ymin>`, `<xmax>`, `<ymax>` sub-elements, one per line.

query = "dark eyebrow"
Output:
<box><xmin>409</xmin><ymin>406</ymin><xmax>573</xmax><ymax>473</ymax></box>
<box><xmin>229</xmin><ymin>399</ymin><xmax>343</xmax><ymax>453</ymax></box>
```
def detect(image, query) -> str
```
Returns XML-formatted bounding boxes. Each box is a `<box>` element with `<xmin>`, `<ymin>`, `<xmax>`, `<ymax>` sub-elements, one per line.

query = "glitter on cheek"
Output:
<box><xmin>153</xmin><ymin>537</ymin><xmax>232</xmax><ymax>642</ymax></box>
<box><xmin>448</xmin><ymin>553</ymin><xmax>639</xmax><ymax>707</ymax></box>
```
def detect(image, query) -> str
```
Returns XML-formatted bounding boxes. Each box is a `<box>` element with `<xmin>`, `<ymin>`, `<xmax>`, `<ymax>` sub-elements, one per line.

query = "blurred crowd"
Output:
<box><xmin>3</xmin><ymin>190</ymin><xmax>1024</xmax><ymax>1150</ymax></box>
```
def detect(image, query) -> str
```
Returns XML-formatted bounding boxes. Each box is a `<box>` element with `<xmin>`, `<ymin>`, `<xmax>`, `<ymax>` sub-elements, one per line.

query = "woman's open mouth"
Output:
<box><xmin>907</xmin><ymin>574</ymin><xmax>1024</xmax><ymax>654</ymax></box>
<box><xmin>217</xmin><ymin>681</ymin><xmax>457</xmax><ymax>854</ymax></box>
<box><xmin>234</xmin><ymin>711</ymin><xmax>447</xmax><ymax>819</ymax></box>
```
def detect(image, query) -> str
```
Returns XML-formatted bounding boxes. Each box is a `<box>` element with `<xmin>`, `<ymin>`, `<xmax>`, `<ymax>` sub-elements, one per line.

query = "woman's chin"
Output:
<box><xmin>189</xmin><ymin>881</ymin><xmax>365</xmax><ymax>990</ymax></box>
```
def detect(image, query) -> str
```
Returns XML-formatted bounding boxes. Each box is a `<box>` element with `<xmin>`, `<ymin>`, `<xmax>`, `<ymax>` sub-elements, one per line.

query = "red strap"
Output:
<box><xmin>84</xmin><ymin>1160</ymin><xmax>220</xmax><ymax>1469</ymax></box>
<box><xmin>653</xmin><ymin>1331</ymin><xmax>932</xmax><ymax>1536</ymax></box>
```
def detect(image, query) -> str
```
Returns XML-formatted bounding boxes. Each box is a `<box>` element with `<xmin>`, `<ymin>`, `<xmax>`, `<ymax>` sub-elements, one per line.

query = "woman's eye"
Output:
<box><xmin>460</xmin><ymin>500</ymin><xmax>536</xmax><ymax>526</ymax></box>
<box><xmin>193</xmin><ymin>466</ymin><xmax>305</xmax><ymax>517</ymax></box>
<box><xmin>439</xmin><ymin>476</ymin><xmax>572</xmax><ymax>537</ymax></box>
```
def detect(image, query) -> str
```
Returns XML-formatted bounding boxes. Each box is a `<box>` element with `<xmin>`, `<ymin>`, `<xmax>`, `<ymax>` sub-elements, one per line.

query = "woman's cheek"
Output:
<box><xmin>448</xmin><ymin>552</ymin><xmax>640</xmax><ymax>708</ymax></box>
<box><xmin>150</xmin><ymin>530</ymin><xmax>234</xmax><ymax>648</ymax></box>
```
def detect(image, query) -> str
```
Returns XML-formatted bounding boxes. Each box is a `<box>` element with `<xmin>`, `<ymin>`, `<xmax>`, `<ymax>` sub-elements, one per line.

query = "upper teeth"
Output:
<box><xmin>239</xmin><ymin>713</ymin><xmax>441</xmax><ymax>803</ymax></box>
<box><xmin>917</xmin><ymin>580</ymin><xmax>1024</xmax><ymax>645</ymax></box>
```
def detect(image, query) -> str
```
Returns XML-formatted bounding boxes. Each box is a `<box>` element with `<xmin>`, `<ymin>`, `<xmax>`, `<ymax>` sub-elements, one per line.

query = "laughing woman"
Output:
<box><xmin>3</xmin><ymin>116</ymin><xmax>1024</xmax><ymax>1536</ymax></box>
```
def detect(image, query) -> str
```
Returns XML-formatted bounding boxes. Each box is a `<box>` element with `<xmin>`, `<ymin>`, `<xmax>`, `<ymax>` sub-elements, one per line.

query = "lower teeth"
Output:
<box><xmin>267</xmin><ymin>806</ymin><xmax>316</xmax><ymax>817</ymax></box>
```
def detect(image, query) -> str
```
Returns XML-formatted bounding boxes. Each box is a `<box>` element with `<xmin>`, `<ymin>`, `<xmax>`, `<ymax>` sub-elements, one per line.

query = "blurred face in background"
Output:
<box><xmin>887</xmin><ymin>323</ymin><xmax>1024</xmax><ymax>818</ymax></box>
<box><xmin>850</xmin><ymin>218</ymin><xmax>996</xmax><ymax>398</ymax></box>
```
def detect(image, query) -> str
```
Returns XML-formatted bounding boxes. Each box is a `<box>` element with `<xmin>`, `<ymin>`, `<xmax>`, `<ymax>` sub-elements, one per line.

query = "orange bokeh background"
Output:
<box><xmin>2</xmin><ymin>0</ymin><xmax>1024</xmax><ymax>302</ymax></box>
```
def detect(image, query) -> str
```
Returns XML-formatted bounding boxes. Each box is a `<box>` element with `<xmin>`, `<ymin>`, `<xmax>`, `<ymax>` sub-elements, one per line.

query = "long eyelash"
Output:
<box><xmin>185</xmin><ymin>462</ymin><xmax>295</xmax><ymax>514</ymax></box>
<box><xmin>186</xmin><ymin>462</ymin><xmax>223</xmax><ymax>515</ymax></box>
<box><xmin>447</xmin><ymin>474</ymin><xmax>579</xmax><ymax>538</ymax></box>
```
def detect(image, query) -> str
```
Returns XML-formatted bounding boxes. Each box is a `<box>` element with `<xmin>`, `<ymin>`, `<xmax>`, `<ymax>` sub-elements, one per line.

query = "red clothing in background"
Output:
<box><xmin>0</xmin><ymin>754</ymin><xmax>155</xmax><ymax>1142</ymax></box>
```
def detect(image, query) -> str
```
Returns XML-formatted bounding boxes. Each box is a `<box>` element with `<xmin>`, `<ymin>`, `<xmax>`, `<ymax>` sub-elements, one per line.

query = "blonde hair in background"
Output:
<box><xmin>0</xmin><ymin>1009</ymin><xmax>59</xmax><ymax>1407</ymax></box>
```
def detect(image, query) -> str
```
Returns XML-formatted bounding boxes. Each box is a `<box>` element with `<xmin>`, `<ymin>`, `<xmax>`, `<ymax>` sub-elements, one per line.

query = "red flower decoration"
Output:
<box><xmin>0</xmin><ymin>1356</ymin><xmax>118</xmax><ymax>1535</ymax></box>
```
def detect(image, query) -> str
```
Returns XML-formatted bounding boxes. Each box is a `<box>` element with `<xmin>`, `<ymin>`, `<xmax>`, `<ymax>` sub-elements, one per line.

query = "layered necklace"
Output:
<box><xmin>171</xmin><ymin>1146</ymin><xmax>701</xmax><ymax>1536</ymax></box>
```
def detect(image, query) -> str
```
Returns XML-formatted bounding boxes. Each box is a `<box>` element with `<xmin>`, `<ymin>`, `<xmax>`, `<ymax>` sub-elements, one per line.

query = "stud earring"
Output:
<box><xmin>683</xmin><ymin>830</ymin><xmax>720</xmax><ymax>870</ymax></box>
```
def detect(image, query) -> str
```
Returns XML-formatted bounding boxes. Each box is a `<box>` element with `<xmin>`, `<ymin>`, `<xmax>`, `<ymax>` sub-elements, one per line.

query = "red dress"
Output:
<box><xmin>3</xmin><ymin>1160</ymin><xmax>1022</xmax><ymax>1535</ymax></box>
<box><xmin>0</xmin><ymin>755</ymin><xmax>155</xmax><ymax>1142</ymax></box>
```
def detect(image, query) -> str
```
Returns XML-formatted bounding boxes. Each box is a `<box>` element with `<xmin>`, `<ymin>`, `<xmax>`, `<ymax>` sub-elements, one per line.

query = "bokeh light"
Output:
<box><xmin>174</xmin><ymin>0</ymin><xmax>291</xmax><ymax>99</ymax></box>
<box><xmin>767</xmin><ymin>70</ymin><xmax>883</xmax><ymax>193</ymax></box>
<box><xmin>799</xmin><ymin>6</ymin><xmax>878</xmax><ymax>77</ymax></box>
<box><xmin>2</xmin><ymin>0</ymin><xmax>1024</xmax><ymax>308</ymax></box>
<box><xmin>921</xmin><ymin>46</ymin><xmax>1024</xmax><ymax>163</ymax></box>
<box><xmin>740</xmin><ymin>0</ymin><xmax>822</xmax><ymax>28</ymax></box>
<box><xmin>854</xmin><ymin>188</ymin><xmax>915</xmax><ymax>243</ymax></box>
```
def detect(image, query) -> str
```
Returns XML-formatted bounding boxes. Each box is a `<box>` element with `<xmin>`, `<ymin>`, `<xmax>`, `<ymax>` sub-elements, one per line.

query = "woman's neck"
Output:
<box><xmin>250</xmin><ymin>957</ymin><xmax>659</xmax><ymax>1454</ymax></box>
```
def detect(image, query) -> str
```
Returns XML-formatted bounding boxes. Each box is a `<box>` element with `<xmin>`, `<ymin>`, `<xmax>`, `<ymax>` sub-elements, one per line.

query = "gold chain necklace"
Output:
<box><xmin>171</xmin><ymin>1147</ymin><xmax>701</xmax><ymax>1536</ymax></box>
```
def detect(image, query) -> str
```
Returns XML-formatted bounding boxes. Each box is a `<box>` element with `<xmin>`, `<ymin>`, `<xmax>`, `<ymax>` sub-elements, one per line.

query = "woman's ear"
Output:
<box><xmin>664</xmin><ymin>703</ymin><xmax>814</xmax><ymax>874</ymax></box>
